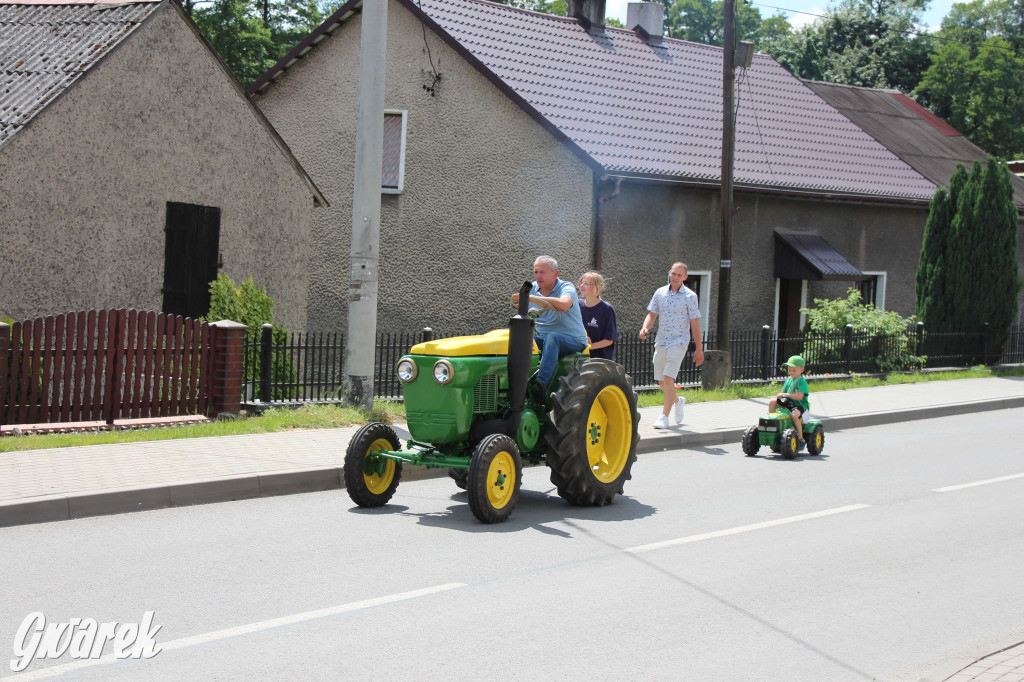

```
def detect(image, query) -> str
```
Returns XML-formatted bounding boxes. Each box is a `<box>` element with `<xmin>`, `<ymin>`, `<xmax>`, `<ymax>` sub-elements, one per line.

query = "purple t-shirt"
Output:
<box><xmin>579</xmin><ymin>299</ymin><xmax>617</xmax><ymax>361</ymax></box>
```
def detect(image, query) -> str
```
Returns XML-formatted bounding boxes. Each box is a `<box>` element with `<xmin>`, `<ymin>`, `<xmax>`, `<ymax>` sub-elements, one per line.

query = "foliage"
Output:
<box><xmin>800</xmin><ymin>288</ymin><xmax>924</xmax><ymax>372</ymax></box>
<box><xmin>204</xmin><ymin>274</ymin><xmax>296</xmax><ymax>400</ymax></box>
<box><xmin>186</xmin><ymin>0</ymin><xmax>325</xmax><ymax>87</ymax></box>
<box><xmin>917</xmin><ymin>159</ymin><xmax>1021</xmax><ymax>358</ymax></box>
<box><xmin>914</xmin><ymin>0</ymin><xmax>1024</xmax><ymax>159</ymax></box>
<box><xmin>661</xmin><ymin>0</ymin><xmax>771</xmax><ymax>46</ymax></box>
<box><xmin>764</xmin><ymin>0</ymin><xmax>934</xmax><ymax>92</ymax></box>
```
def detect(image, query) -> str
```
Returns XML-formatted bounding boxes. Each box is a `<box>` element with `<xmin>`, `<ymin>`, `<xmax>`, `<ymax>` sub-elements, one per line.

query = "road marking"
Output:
<box><xmin>14</xmin><ymin>583</ymin><xmax>465</xmax><ymax>680</ymax></box>
<box><xmin>624</xmin><ymin>504</ymin><xmax>871</xmax><ymax>554</ymax></box>
<box><xmin>933</xmin><ymin>472</ymin><xmax>1024</xmax><ymax>493</ymax></box>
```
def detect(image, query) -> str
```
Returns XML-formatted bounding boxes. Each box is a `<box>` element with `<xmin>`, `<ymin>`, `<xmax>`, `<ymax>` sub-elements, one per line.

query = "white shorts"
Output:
<box><xmin>653</xmin><ymin>344</ymin><xmax>687</xmax><ymax>381</ymax></box>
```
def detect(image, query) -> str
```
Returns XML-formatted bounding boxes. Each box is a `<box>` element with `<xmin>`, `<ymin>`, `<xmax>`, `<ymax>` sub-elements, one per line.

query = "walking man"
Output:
<box><xmin>639</xmin><ymin>262</ymin><xmax>705</xmax><ymax>429</ymax></box>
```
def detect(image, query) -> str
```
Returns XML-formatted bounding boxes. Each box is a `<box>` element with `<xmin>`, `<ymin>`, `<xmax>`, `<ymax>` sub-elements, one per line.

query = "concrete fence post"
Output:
<box><xmin>0</xmin><ymin>322</ymin><xmax>9</xmax><ymax>429</ymax></box>
<box><xmin>208</xmin><ymin>320</ymin><xmax>248</xmax><ymax>419</ymax></box>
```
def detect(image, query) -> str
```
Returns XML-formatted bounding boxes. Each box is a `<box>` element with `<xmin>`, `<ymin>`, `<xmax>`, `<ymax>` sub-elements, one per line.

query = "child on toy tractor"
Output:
<box><xmin>742</xmin><ymin>355</ymin><xmax>825</xmax><ymax>459</ymax></box>
<box><xmin>771</xmin><ymin>355</ymin><xmax>810</xmax><ymax>451</ymax></box>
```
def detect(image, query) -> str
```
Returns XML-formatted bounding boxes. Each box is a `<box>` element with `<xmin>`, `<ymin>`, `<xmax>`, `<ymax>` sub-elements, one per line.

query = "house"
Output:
<box><xmin>250</xmin><ymin>0</ymin><xmax>1013</xmax><ymax>338</ymax></box>
<box><xmin>0</xmin><ymin>0</ymin><xmax>325</xmax><ymax>332</ymax></box>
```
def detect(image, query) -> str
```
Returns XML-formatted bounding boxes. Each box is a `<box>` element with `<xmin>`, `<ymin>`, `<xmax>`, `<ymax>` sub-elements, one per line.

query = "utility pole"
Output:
<box><xmin>344</xmin><ymin>0</ymin><xmax>388</xmax><ymax>411</ymax></box>
<box><xmin>704</xmin><ymin>0</ymin><xmax>736</xmax><ymax>389</ymax></box>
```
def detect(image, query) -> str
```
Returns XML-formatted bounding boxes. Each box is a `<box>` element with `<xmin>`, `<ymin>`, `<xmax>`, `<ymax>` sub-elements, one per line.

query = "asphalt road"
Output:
<box><xmin>2</xmin><ymin>409</ymin><xmax>1023</xmax><ymax>681</ymax></box>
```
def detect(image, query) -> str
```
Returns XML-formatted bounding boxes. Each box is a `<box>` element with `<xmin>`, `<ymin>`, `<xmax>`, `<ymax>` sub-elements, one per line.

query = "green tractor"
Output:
<box><xmin>741</xmin><ymin>396</ymin><xmax>825</xmax><ymax>459</ymax></box>
<box><xmin>344</xmin><ymin>282</ymin><xmax>641</xmax><ymax>523</ymax></box>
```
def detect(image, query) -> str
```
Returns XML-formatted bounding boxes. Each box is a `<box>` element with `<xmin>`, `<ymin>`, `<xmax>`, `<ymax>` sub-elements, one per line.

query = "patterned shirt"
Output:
<box><xmin>646</xmin><ymin>284</ymin><xmax>701</xmax><ymax>348</ymax></box>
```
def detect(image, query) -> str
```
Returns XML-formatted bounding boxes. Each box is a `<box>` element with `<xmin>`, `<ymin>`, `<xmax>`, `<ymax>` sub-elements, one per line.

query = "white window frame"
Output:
<box><xmin>773</xmin><ymin>278</ymin><xmax>808</xmax><ymax>332</ymax></box>
<box><xmin>381</xmin><ymin>109</ymin><xmax>407</xmax><ymax>195</ymax></box>
<box><xmin>860</xmin><ymin>271</ymin><xmax>887</xmax><ymax>310</ymax></box>
<box><xmin>687</xmin><ymin>270</ymin><xmax>712</xmax><ymax>333</ymax></box>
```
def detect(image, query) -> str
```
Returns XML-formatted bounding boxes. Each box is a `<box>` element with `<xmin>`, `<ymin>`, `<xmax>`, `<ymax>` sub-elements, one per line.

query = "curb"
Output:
<box><xmin>918</xmin><ymin>636</ymin><xmax>1024</xmax><ymax>682</ymax></box>
<box><xmin>2</xmin><ymin>395</ymin><xmax>1023</xmax><ymax>529</ymax></box>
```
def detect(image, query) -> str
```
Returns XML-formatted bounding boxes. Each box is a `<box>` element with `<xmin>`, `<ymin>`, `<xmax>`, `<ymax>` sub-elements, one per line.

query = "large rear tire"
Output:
<box><xmin>742</xmin><ymin>425</ymin><xmax>760</xmax><ymax>456</ymax></box>
<box><xmin>344</xmin><ymin>422</ymin><xmax>402</xmax><ymax>507</ymax></box>
<box><xmin>467</xmin><ymin>434</ymin><xmax>522</xmax><ymax>523</ymax></box>
<box><xmin>545</xmin><ymin>359</ymin><xmax>640</xmax><ymax>506</ymax></box>
<box><xmin>806</xmin><ymin>424</ymin><xmax>825</xmax><ymax>456</ymax></box>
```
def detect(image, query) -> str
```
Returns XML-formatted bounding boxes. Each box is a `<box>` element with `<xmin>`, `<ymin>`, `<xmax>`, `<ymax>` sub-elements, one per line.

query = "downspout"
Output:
<box><xmin>594</xmin><ymin>176</ymin><xmax>622</xmax><ymax>270</ymax></box>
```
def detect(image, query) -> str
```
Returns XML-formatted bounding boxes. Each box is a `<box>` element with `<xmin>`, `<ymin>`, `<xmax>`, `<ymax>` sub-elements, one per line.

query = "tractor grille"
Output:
<box><xmin>473</xmin><ymin>374</ymin><xmax>499</xmax><ymax>413</ymax></box>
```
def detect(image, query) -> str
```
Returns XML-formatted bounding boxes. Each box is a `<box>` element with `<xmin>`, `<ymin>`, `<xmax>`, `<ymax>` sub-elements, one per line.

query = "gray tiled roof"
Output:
<box><xmin>0</xmin><ymin>0</ymin><xmax>160</xmax><ymax>148</ymax></box>
<box><xmin>253</xmin><ymin>0</ymin><xmax>938</xmax><ymax>203</ymax></box>
<box><xmin>415</xmin><ymin>0</ymin><xmax>936</xmax><ymax>200</ymax></box>
<box><xmin>802</xmin><ymin>80</ymin><xmax>1024</xmax><ymax>210</ymax></box>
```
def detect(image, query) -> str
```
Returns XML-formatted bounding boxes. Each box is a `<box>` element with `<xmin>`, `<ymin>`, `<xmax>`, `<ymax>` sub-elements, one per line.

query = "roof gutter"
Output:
<box><xmin>599</xmin><ymin>173</ymin><xmax>933</xmax><ymax>209</ymax></box>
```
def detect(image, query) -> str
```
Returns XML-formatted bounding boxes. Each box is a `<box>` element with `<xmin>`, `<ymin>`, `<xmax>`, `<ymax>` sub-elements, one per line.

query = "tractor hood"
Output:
<box><xmin>410</xmin><ymin>329</ymin><xmax>540</xmax><ymax>357</ymax></box>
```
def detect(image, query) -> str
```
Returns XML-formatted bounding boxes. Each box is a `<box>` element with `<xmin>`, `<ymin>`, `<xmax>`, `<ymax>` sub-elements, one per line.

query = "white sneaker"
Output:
<box><xmin>652</xmin><ymin>414</ymin><xmax>670</xmax><ymax>429</ymax></box>
<box><xmin>674</xmin><ymin>396</ymin><xmax>686</xmax><ymax>424</ymax></box>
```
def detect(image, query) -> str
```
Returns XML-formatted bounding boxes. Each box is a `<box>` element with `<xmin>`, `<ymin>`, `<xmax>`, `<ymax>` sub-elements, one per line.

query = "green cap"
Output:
<box><xmin>781</xmin><ymin>355</ymin><xmax>805</xmax><ymax>368</ymax></box>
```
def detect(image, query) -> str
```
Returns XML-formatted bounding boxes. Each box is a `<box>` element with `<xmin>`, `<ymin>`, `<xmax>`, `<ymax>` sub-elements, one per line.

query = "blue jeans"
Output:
<box><xmin>534</xmin><ymin>333</ymin><xmax>587</xmax><ymax>385</ymax></box>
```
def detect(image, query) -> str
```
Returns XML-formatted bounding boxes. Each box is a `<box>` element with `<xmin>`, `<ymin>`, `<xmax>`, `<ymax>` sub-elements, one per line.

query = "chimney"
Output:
<box><xmin>568</xmin><ymin>0</ymin><xmax>606</xmax><ymax>31</ymax></box>
<box><xmin>627</xmin><ymin>1</ymin><xmax>664</xmax><ymax>43</ymax></box>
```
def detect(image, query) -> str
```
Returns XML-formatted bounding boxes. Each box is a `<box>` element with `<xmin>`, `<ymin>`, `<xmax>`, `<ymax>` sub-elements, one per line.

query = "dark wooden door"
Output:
<box><xmin>162</xmin><ymin>202</ymin><xmax>220</xmax><ymax>319</ymax></box>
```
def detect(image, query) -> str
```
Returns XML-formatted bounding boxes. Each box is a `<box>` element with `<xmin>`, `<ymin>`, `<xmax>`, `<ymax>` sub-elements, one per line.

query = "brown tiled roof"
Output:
<box><xmin>0</xmin><ymin>0</ymin><xmax>161</xmax><ymax>148</ymax></box>
<box><xmin>252</xmin><ymin>0</ymin><xmax>938</xmax><ymax>203</ymax></box>
<box><xmin>803</xmin><ymin>80</ymin><xmax>1024</xmax><ymax>211</ymax></box>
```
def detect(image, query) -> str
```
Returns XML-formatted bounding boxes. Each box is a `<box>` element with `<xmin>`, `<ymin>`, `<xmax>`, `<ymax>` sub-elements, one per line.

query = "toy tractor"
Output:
<box><xmin>741</xmin><ymin>396</ymin><xmax>825</xmax><ymax>459</ymax></box>
<box><xmin>344</xmin><ymin>282</ymin><xmax>641</xmax><ymax>523</ymax></box>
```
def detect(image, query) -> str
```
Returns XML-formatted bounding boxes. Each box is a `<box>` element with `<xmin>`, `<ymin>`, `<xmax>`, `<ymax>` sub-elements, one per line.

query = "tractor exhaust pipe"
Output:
<box><xmin>470</xmin><ymin>281</ymin><xmax>534</xmax><ymax>443</ymax></box>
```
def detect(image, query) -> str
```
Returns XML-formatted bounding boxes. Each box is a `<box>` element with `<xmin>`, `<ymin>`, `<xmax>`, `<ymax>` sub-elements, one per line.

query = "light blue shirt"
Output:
<box><xmin>531</xmin><ymin>278</ymin><xmax>588</xmax><ymax>343</ymax></box>
<box><xmin>647</xmin><ymin>284</ymin><xmax>701</xmax><ymax>347</ymax></box>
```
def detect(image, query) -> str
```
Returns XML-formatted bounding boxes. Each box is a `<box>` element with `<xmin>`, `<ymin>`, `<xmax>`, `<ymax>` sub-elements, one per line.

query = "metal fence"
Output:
<box><xmin>242</xmin><ymin>322</ymin><xmax>1024</xmax><ymax>404</ymax></box>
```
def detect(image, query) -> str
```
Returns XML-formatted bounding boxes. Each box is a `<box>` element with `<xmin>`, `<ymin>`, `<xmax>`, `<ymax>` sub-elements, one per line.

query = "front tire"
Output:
<box><xmin>742</xmin><ymin>425</ymin><xmax>760</xmax><ymax>456</ymax></box>
<box><xmin>780</xmin><ymin>428</ymin><xmax>799</xmax><ymax>460</ymax></box>
<box><xmin>344</xmin><ymin>422</ymin><xmax>402</xmax><ymax>507</ymax></box>
<box><xmin>467</xmin><ymin>434</ymin><xmax>522</xmax><ymax>524</ymax></box>
<box><xmin>806</xmin><ymin>424</ymin><xmax>825</xmax><ymax>456</ymax></box>
<box><xmin>546</xmin><ymin>359</ymin><xmax>640</xmax><ymax>506</ymax></box>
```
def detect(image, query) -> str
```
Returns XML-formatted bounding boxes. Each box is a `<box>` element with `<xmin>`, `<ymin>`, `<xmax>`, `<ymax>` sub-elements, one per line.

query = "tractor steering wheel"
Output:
<box><xmin>510</xmin><ymin>295</ymin><xmax>562</xmax><ymax>327</ymax></box>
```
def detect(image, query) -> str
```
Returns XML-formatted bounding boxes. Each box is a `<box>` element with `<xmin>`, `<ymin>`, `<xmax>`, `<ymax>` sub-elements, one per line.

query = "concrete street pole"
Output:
<box><xmin>704</xmin><ymin>0</ymin><xmax>736</xmax><ymax>390</ymax></box>
<box><xmin>345</xmin><ymin>0</ymin><xmax>388</xmax><ymax>411</ymax></box>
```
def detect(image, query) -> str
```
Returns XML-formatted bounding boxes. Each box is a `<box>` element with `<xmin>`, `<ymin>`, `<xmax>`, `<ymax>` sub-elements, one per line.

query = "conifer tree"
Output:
<box><xmin>916</xmin><ymin>158</ymin><xmax>1021</xmax><ymax>359</ymax></box>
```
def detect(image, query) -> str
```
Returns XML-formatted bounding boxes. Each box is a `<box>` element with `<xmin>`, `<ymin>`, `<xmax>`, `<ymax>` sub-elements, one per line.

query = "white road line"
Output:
<box><xmin>14</xmin><ymin>583</ymin><xmax>465</xmax><ymax>680</ymax></box>
<box><xmin>624</xmin><ymin>504</ymin><xmax>872</xmax><ymax>554</ymax></box>
<box><xmin>933</xmin><ymin>472</ymin><xmax>1024</xmax><ymax>493</ymax></box>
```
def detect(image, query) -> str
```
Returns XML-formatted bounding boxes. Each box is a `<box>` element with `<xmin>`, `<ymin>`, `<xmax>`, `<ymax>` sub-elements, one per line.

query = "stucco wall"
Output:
<box><xmin>599</xmin><ymin>182</ymin><xmax>936</xmax><ymax>337</ymax></box>
<box><xmin>253</xmin><ymin>0</ymin><xmax>593</xmax><ymax>334</ymax></box>
<box><xmin>0</xmin><ymin>2</ymin><xmax>313</xmax><ymax>332</ymax></box>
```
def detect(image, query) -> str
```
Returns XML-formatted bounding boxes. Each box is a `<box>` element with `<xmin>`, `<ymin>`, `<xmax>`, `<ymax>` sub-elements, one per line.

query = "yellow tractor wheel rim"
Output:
<box><xmin>585</xmin><ymin>385</ymin><xmax>632</xmax><ymax>482</ymax></box>
<box><xmin>486</xmin><ymin>450</ymin><xmax>516</xmax><ymax>509</ymax></box>
<box><xmin>814</xmin><ymin>431</ymin><xmax>823</xmax><ymax>448</ymax></box>
<box><xmin>363</xmin><ymin>437</ymin><xmax>396</xmax><ymax>495</ymax></box>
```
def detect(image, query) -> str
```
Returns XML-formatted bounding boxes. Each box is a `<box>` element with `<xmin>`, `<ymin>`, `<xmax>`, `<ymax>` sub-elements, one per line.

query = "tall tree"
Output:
<box><xmin>915</xmin><ymin>0</ymin><xmax>1024</xmax><ymax>159</ymax></box>
<box><xmin>186</xmin><ymin>0</ymin><xmax>325</xmax><ymax>86</ymax></box>
<box><xmin>765</xmin><ymin>0</ymin><xmax>933</xmax><ymax>93</ymax></box>
<box><xmin>917</xmin><ymin>159</ymin><xmax>1020</xmax><ymax>357</ymax></box>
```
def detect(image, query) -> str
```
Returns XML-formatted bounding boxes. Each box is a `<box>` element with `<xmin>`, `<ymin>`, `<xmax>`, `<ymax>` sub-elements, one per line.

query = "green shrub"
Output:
<box><xmin>204</xmin><ymin>274</ymin><xmax>296</xmax><ymax>400</ymax></box>
<box><xmin>801</xmin><ymin>289</ymin><xmax>924</xmax><ymax>372</ymax></box>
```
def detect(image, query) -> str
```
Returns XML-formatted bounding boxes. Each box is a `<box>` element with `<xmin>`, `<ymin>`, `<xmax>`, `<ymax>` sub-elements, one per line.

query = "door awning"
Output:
<box><xmin>774</xmin><ymin>230</ymin><xmax>865</xmax><ymax>281</ymax></box>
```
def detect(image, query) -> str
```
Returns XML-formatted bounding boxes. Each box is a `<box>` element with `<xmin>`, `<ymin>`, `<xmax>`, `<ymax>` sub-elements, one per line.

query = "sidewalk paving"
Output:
<box><xmin>1</xmin><ymin>375</ymin><xmax>1023</xmax><ymax>680</ymax></box>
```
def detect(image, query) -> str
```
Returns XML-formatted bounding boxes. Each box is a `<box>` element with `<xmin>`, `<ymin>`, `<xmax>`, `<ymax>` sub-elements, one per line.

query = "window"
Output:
<box><xmin>859</xmin><ymin>272</ymin><xmax>886</xmax><ymax>309</ymax></box>
<box><xmin>162</xmin><ymin>202</ymin><xmax>221</xmax><ymax>319</ymax></box>
<box><xmin>381</xmin><ymin>110</ymin><xmax>407</xmax><ymax>194</ymax></box>
<box><xmin>683</xmin><ymin>270</ymin><xmax>711</xmax><ymax>333</ymax></box>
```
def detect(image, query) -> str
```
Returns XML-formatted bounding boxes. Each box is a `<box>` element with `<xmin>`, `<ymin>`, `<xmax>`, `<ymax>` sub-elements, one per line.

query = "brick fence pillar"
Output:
<box><xmin>207</xmin><ymin>320</ymin><xmax>247</xmax><ymax>418</ymax></box>
<box><xmin>0</xmin><ymin>322</ymin><xmax>8</xmax><ymax>430</ymax></box>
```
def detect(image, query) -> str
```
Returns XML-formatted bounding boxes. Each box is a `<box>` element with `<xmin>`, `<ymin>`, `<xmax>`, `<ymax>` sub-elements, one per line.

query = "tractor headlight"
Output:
<box><xmin>397</xmin><ymin>358</ymin><xmax>417</xmax><ymax>383</ymax></box>
<box><xmin>432</xmin><ymin>359</ymin><xmax>454</xmax><ymax>384</ymax></box>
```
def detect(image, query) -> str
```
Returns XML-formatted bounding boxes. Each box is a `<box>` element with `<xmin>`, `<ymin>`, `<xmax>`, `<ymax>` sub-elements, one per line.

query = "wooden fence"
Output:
<box><xmin>1</xmin><ymin>310</ymin><xmax>215</xmax><ymax>426</ymax></box>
